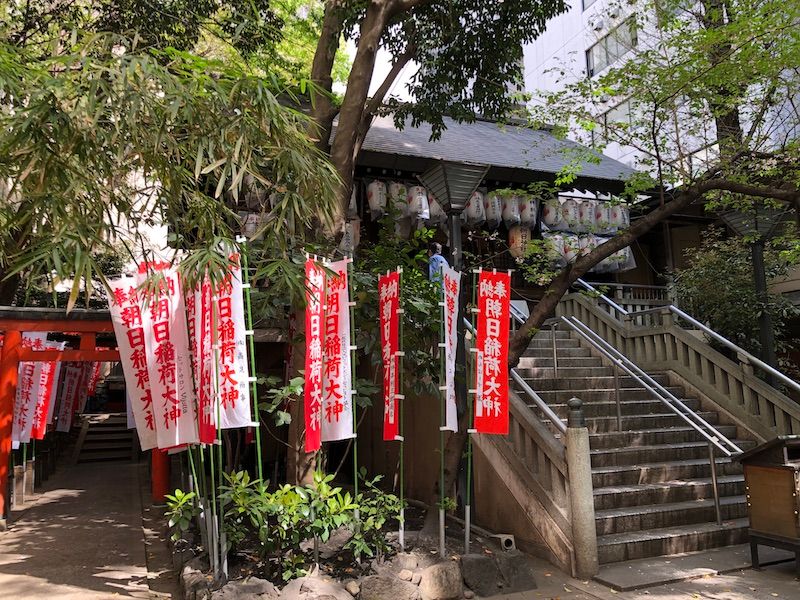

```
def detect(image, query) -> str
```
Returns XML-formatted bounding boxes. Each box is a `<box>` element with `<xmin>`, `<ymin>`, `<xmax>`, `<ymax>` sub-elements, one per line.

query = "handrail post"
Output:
<box><xmin>708</xmin><ymin>442</ymin><xmax>722</xmax><ymax>525</ymax></box>
<box><xmin>613</xmin><ymin>363</ymin><xmax>622</xmax><ymax>432</ymax></box>
<box><xmin>565</xmin><ymin>398</ymin><xmax>599</xmax><ymax>579</ymax></box>
<box><xmin>551</xmin><ymin>323</ymin><xmax>559</xmax><ymax>378</ymax></box>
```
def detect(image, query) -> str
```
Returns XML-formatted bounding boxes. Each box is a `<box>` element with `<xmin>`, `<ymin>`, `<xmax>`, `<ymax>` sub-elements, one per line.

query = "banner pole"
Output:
<box><xmin>347</xmin><ymin>260</ymin><xmax>359</xmax><ymax>516</ymax></box>
<box><xmin>465</xmin><ymin>269</ymin><xmax>478</xmax><ymax>554</ymax></box>
<box><xmin>438</xmin><ymin>275</ymin><xmax>446</xmax><ymax>558</ymax></box>
<box><xmin>237</xmin><ymin>236</ymin><xmax>264</xmax><ymax>481</ymax></box>
<box><xmin>397</xmin><ymin>267</ymin><xmax>405</xmax><ymax>552</ymax></box>
<box><xmin>21</xmin><ymin>442</ymin><xmax>27</xmax><ymax>505</ymax></box>
<box><xmin>210</xmin><ymin>289</ymin><xmax>226</xmax><ymax>580</ymax></box>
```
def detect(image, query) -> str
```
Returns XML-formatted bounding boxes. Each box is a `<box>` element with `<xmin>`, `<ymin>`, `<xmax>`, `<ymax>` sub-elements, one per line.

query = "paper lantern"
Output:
<box><xmin>388</xmin><ymin>181</ymin><xmax>408</xmax><ymax>218</ymax></box>
<box><xmin>508</xmin><ymin>225</ymin><xmax>531</xmax><ymax>258</ymax></box>
<box><xmin>484</xmin><ymin>193</ymin><xmax>502</xmax><ymax>229</ymax></box>
<box><xmin>595</xmin><ymin>202</ymin><xmax>613</xmax><ymax>234</ymax></box>
<box><xmin>561</xmin><ymin>234</ymin><xmax>580</xmax><ymax>263</ymax></box>
<box><xmin>579</xmin><ymin>234</ymin><xmax>600</xmax><ymax>256</ymax></box>
<box><xmin>407</xmin><ymin>185</ymin><xmax>431</xmax><ymax>220</ymax></box>
<box><xmin>578</xmin><ymin>200</ymin><xmax>597</xmax><ymax>233</ymax></box>
<box><xmin>366</xmin><ymin>180</ymin><xmax>387</xmax><ymax>219</ymax></box>
<box><xmin>339</xmin><ymin>219</ymin><xmax>361</xmax><ymax>255</ymax></box>
<box><xmin>502</xmin><ymin>195</ymin><xmax>522</xmax><ymax>227</ymax></box>
<box><xmin>609</xmin><ymin>204</ymin><xmax>630</xmax><ymax>229</ymax></box>
<box><xmin>465</xmin><ymin>191</ymin><xmax>486</xmax><ymax>227</ymax></box>
<box><xmin>542</xmin><ymin>197</ymin><xmax>563</xmax><ymax>228</ymax></box>
<box><xmin>560</xmin><ymin>197</ymin><xmax>581</xmax><ymax>231</ymax></box>
<box><xmin>519</xmin><ymin>196</ymin><xmax>539</xmax><ymax>226</ymax></box>
<box><xmin>428</xmin><ymin>193</ymin><xmax>446</xmax><ymax>225</ymax></box>
<box><xmin>394</xmin><ymin>217</ymin><xmax>412</xmax><ymax>239</ymax></box>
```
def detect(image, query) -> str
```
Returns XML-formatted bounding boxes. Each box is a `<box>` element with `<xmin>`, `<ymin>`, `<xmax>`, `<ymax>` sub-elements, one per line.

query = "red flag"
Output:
<box><xmin>304</xmin><ymin>259</ymin><xmax>325</xmax><ymax>452</ymax></box>
<box><xmin>379</xmin><ymin>271</ymin><xmax>401</xmax><ymax>441</ymax></box>
<box><xmin>473</xmin><ymin>270</ymin><xmax>511</xmax><ymax>435</ymax></box>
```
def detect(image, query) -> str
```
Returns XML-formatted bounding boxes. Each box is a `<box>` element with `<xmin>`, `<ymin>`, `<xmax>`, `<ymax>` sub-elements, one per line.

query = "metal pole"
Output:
<box><xmin>551</xmin><ymin>323</ymin><xmax>559</xmax><ymax>377</ymax></box>
<box><xmin>465</xmin><ymin>269</ymin><xmax>477</xmax><ymax>555</ymax></box>
<box><xmin>613</xmin><ymin>363</ymin><xmax>622</xmax><ymax>432</ymax></box>
<box><xmin>447</xmin><ymin>212</ymin><xmax>463</xmax><ymax>271</ymax></box>
<box><xmin>438</xmin><ymin>271</ymin><xmax>447</xmax><ymax>558</ymax></box>
<box><xmin>751</xmin><ymin>241</ymin><xmax>778</xmax><ymax>385</ymax></box>
<box><xmin>708</xmin><ymin>442</ymin><xmax>722</xmax><ymax>525</ymax></box>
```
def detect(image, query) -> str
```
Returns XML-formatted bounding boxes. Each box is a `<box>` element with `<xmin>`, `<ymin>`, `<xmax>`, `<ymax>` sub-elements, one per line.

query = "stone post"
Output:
<box><xmin>565</xmin><ymin>398</ymin><xmax>599</xmax><ymax>579</ymax></box>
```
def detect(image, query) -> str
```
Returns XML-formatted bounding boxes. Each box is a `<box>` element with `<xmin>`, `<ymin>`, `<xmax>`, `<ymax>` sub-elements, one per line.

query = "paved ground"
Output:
<box><xmin>0</xmin><ymin>460</ymin><xmax>176</xmax><ymax>599</ymax></box>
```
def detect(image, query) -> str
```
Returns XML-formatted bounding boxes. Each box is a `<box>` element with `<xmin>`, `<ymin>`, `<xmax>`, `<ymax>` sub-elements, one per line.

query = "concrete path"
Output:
<box><xmin>0</xmin><ymin>460</ymin><xmax>170</xmax><ymax>599</ymax></box>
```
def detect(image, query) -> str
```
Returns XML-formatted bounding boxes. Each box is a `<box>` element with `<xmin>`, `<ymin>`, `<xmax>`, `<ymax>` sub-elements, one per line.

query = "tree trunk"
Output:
<box><xmin>309</xmin><ymin>2</ymin><xmax>345</xmax><ymax>153</ymax></box>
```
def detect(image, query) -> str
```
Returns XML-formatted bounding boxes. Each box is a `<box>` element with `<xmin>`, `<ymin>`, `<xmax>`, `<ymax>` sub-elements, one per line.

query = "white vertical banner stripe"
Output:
<box><xmin>137</xmin><ymin>265</ymin><xmax>199</xmax><ymax>448</ymax></box>
<box><xmin>13</xmin><ymin>333</ymin><xmax>48</xmax><ymax>444</ymax></box>
<box><xmin>214</xmin><ymin>251</ymin><xmax>252</xmax><ymax>430</ymax></box>
<box><xmin>442</xmin><ymin>267</ymin><xmax>461</xmax><ymax>432</ymax></box>
<box><xmin>109</xmin><ymin>276</ymin><xmax>157</xmax><ymax>450</ymax></box>
<box><xmin>321</xmin><ymin>260</ymin><xmax>354</xmax><ymax>442</ymax></box>
<box><xmin>55</xmin><ymin>363</ymin><xmax>83</xmax><ymax>433</ymax></box>
<box><xmin>46</xmin><ymin>354</ymin><xmax>64</xmax><ymax>425</ymax></box>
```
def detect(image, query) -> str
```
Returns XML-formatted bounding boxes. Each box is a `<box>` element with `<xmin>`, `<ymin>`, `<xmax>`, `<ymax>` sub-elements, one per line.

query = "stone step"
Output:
<box><xmin>593</xmin><ymin>475</ymin><xmax>745</xmax><ymax>510</ymax></box>
<box><xmin>530</xmin><ymin>330</ymin><xmax>574</xmax><ymax>340</ymax></box>
<box><xmin>542</xmin><ymin>411</ymin><xmax>721</xmax><ymax>434</ymax></box>
<box><xmin>587</xmin><ymin>425</ymin><xmax>739</xmax><ymax>450</ymax></box>
<box><xmin>595</xmin><ymin>496</ymin><xmax>748</xmax><ymax>536</ymax></box>
<box><xmin>526</xmin><ymin>338</ymin><xmax>581</xmax><ymax>349</ymax></box>
<box><xmin>84</xmin><ymin>432</ymin><xmax>133</xmax><ymax>441</ymax></box>
<box><xmin>597</xmin><ymin>518</ymin><xmax>749</xmax><ymax>564</ymax></box>
<box><xmin>77</xmin><ymin>450</ymin><xmax>133</xmax><ymax>463</ymax></box>
<box><xmin>535</xmin><ymin>387</ymin><xmax>691</xmax><ymax>403</ymax></box>
<box><xmin>589</xmin><ymin>441</ymin><xmax>749</xmax><ymax>468</ymax></box>
<box><xmin>516</xmin><ymin>366</ymin><xmax>614</xmax><ymax>378</ymax></box>
<box><xmin>546</xmin><ymin>398</ymin><xmax>701</xmax><ymax>419</ymax></box>
<box><xmin>592</xmin><ymin>458</ymin><xmax>742</xmax><ymax>488</ymax></box>
<box><xmin>516</xmin><ymin>356</ymin><xmax>601</xmax><ymax>369</ymax></box>
<box><xmin>523</xmin><ymin>347</ymin><xmax>594</xmax><ymax>358</ymax></box>
<box><xmin>529</xmin><ymin>374</ymin><xmax>671</xmax><ymax>391</ymax></box>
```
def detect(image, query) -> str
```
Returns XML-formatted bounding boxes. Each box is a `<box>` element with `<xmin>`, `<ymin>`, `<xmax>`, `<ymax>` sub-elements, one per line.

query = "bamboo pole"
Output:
<box><xmin>396</xmin><ymin>267</ymin><xmax>405</xmax><ymax>552</ymax></box>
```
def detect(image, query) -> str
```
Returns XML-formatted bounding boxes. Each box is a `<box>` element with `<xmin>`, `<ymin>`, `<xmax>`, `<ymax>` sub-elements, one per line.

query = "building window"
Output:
<box><xmin>602</xmin><ymin>99</ymin><xmax>634</xmax><ymax>140</ymax></box>
<box><xmin>583</xmin><ymin>0</ymin><xmax>598</xmax><ymax>10</ymax></box>
<box><xmin>586</xmin><ymin>18</ymin><xmax>638</xmax><ymax>77</ymax></box>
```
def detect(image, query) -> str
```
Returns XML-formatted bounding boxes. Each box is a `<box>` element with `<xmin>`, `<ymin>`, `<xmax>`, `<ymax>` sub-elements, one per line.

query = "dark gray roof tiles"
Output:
<box><xmin>332</xmin><ymin>114</ymin><xmax>635</xmax><ymax>183</ymax></box>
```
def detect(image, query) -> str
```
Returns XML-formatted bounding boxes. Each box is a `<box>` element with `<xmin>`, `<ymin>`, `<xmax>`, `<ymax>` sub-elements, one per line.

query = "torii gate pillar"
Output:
<box><xmin>0</xmin><ymin>329</ymin><xmax>21</xmax><ymax>527</ymax></box>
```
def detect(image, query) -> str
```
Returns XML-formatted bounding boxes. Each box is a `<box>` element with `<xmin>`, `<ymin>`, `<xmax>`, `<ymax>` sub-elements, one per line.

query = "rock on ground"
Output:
<box><xmin>359</xmin><ymin>575</ymin><xmax>422</xmax><ymax>600</ymax></box>
<box><xmin>418</xmin><ymin>561</ymin><xmax>463</xmax><ymax>600</ymax></box>
<box><xmin>212</xmin><ymin>577</ymin><xmax>279</xmax><ymax>599</ymax></box>
<box><xmin>398</xmin><ymin>569</ymin><xmax>414</xmax><ymax>581</ymax></box>
<box><xmin>345</xmin><ymin>580</ymin><xmax>360</xmax><ymax>596</ymax></box>
<box><xmin>280</xmin><ymin>574</ymin><xmax>353</xmax><ymax>600</ymax></box>
<box><xmin>495</xmin><ymin>551</ymin><xmax>537</xmax><ymax>593</ymax></box>
<box><xmin>459</xmin><ymin>554</ymin><xmax>502</xmax><ymax>598</ymax></box>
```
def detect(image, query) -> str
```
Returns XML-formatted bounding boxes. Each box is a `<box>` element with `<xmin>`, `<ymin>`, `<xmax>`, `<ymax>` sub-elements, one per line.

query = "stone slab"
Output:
<box><xmin>595</xmin><ymin>543</ymin><xmax>796</xmax><ymax>591</ymax></box>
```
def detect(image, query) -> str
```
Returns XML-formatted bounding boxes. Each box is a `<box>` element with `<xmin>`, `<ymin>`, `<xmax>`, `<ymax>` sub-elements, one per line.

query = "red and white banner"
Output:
<box><xmin>138</xmin><ymin>264</ymin><xmax>198</xmax><ymax>448</ymax></box>
<box><xmin>379</xmin><ymin>271</ymin><xmax>401</xmax><ymax>441</ymax></box>
<box><xmin>12</xmin><ymin>333</ymin><xmax>48</xmax><ymax>445</ymax></box>
<box><xmin>473</xmin><ymin>270</ymin><xmax>511</xmax><ymax>435</ymax></box>
<box><xmin>86</xmin><ymin>362</ymin><xmax>102</xmax><ymax>397</ymax></box>
<box><xmin>321</xmin><ymin>260</ymin><xmax>354</xmax><ymax>442</ymax></box>
<box><xmin>75</xmin><ymin>361</ymin><xmax>94</xmax><ymax>414</ymax></box>
<box><xmin>46</xmin><ymin>354</ymin><xmax>65</xmax><ymax>426</ymax></box>
<box><xmin>304</xmin><ymin>259</ymin><xmax>325</xmax><ymax>452</ymax></box>
<box><xmin>56</xmin><ymin>363</ymin><xmax>83</xmax><ymax>433</ymax></box>
<box><xmin>442</xmin><ymin>267</ymin><xmax>461</xmax><ymax>432</ymax></box>
<box><xmin>109</xmin><ymin>276</ymin><xmax>157</xmax><ymax>450</ymax></box>
<box><xmin>31</xmin><ymin>341</ymin><xmax>65</xmax><ymax>440</ymax></box>
<box><xmin>212</xmin><ymin>252</ymin><xmax>252</xmax><ymax>431</ymax></box>
<box><xmin>186</xmin><ymin>279</ymin><xmax>217</xmax><ymax>444</ymax></box>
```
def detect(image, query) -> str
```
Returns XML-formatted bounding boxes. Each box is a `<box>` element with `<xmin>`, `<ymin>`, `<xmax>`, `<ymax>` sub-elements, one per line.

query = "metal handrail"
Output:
<box><xmin>464</xmin><ymin>316</ymin><xmax>567</xmax><ymax>435</ymax></box>
<box><xmin>563</xmin><ymin>315</ymin><xmax>741</xmax><ymax>456</ymax></box>
<box><xmin>574</xmin><ymin>278</ymin><xmax>800</xmax><ymax>395</ymax></box>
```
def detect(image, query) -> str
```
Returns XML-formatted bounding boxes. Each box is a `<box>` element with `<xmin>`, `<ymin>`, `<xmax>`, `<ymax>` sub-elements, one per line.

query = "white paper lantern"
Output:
<box><xmin>609</xmin><ymin>204</ymin><xmax>630</xmax><ymax>230</ymax></box>
<box><xmin>560</xmin><ymin>197</ymin><xmax>581</xmax><ymax>231</ymax></box>
<box><xmin>394</xmin><ymin>217</ymin><xmax>413</xmax><ymax>239</ymax></box>
<box><xmin>388</xmin><ymin>181</ymin><xmax>408</xmax><ymax>218</ymax></box>
<box><xmin>508</xmin><ymin>225</ymin><xmax>531</xmax><ymax>258</ymax></box>
<box><xmin>407</xmin><ymin>185</ymin><xmax>431</xmax><ymax>220</ymax></box>
<box><xmin>561</xmin><ymin>234</ymin><xmax>580</xmax><ymax>263</ymax></box>
<box><xmin>465</xmin><ymin>191</ymin><xmax>486</xmax><ymax>227</ymax></box>
<box><xmin>484</xmin><ymin>193</ymin><xmax>502</xmax><ymax>229</ymax></box>
<box><xmin>578</xmin><ymin>200</ymin><xmax>597</xmax><ymax>233</ymax></box>
<box><xmin>366</xmin><ymin>180</ymin><xmax>387</xmax><ymax>219</ymax></box>
<box><xmin>428</xmin><ymin>193</ymin><xmax>446</xmax><ymax>224</ymax></box>
<box><xmin>338</xmin><ymin>219</ymin><xmax>361</xmax><ymax>255</ymax></box>
<box><xmin>502</xmin><ymin>195</ymin><xmax>522</xmax><ymax>227</ymax></box>
<box><xmin>595</xmin><ymin>202</ymin><xmax>613</xmax><ymax>234</ymax></box>
<box><xmin>542</xmin><ymin>197</ymin><xmax>562</xmax><ymax>228</ymax></box>
<box><xmin>519</xmin><ymin>196</ymin><xmax>539</xmax><ymax>226</ymax></box>
<box><xmin>579</xmin><ymin>234</ymin><xmax>600</xmax><ymax>256</ymax></box>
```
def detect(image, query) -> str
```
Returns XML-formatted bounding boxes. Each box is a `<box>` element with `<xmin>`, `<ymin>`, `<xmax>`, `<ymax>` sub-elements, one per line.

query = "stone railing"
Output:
<box><xmin>557</xmin><ymin>293</ymin><xmax>800</xmax><ymax>441</ymax></box>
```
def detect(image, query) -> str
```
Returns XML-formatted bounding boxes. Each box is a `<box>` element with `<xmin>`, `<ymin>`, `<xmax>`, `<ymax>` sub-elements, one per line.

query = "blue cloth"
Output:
<box><xmin>429</xmin><ymin>253</ymin><xmax>449</xmax><ymax>282</ymax></box>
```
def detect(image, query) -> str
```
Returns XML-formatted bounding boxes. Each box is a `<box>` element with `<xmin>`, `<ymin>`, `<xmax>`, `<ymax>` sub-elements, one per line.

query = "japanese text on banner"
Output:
<box><xmin>186</xmin><ymin>279</ymin><xmax>216</xmax><ymax>444</ymax></box>
<box><xmin>12</xmin><ymin>333</ymin><xmax>47</xmax><ymax>445</ymax></box>
<box><xmin>109</xmin><ymin>276</ymin><xmax>157</xmax><ymax>450</ymax></box>
<box><xmin>321</xmin><ymin>260</ymin><xmax>354</xmax><ymax>442</ymax></box>
<box><xmin>55</xmin><ymin>363</ymin><xmax>83</xmax><ymax>433</ymax></box>
<box><xmin>378</xmin><ymin>271</ymin><xmax>401</xmax><ymax>441</ymax></box>
<box><xmin>304</xmin><ymin>259</ymin><xmax>325</xmax><ymax>452</ymax></box>
<box><xmin>441</xmin><ymin>267</ymin><xmax>460</xmax><ymax>432</ymax></box>
<box><xmin>473</xmin><ymin>271</ymin><xmax>511</xmax><ymax>435</ymax></box>
<box><xmin>31</xmin><ymin>342</ymin><xmax>65</xmax><ymax>440</ymax></box>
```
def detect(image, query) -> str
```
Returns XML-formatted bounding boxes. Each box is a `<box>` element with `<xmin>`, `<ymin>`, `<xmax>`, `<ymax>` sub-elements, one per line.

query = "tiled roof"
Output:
<box><xmin>333</xmin><ymin>114</ymin><xmax>635</xmax><ymax>183</ymax></box>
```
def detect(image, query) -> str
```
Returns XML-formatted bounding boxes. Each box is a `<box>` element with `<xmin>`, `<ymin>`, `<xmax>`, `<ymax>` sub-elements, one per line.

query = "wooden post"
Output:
<box><xmin>0</xmin><ymin>329</ymin><xmax>21</xmax><ymax>525</ymax></box>
<box><xmin>151</xmin><ymin>449</ymin><xmax>170</xmax><ymax>504</ymax></box>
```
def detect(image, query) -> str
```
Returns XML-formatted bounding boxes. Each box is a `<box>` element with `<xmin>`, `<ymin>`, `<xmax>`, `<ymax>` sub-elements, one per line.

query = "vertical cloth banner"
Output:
<box><xmin>75</xmin><ymin>362</ymin><xmax>94</xmax><ymax>415</ymax></box>
<box><xmin>213</xmin><ymin>252</ymin><xmax>253</xmax><ymax>430</ymax></box>
<box><xmin>378</xmin><ymin>271</ymin><xmax>401</xmax><ymax>441</ymax></box>
<box><xmin>55</xmin><ymin>363</ymin><xmax>83</xmax><ymax>433</ymax></box>
<box><xmin>12</xmin><ymin>333</ymin><xmax>48</xmax><ymax>445</ymax></box>
<box><xmin>31</xmin><ymin>341</ymin><xmax>66</xmax><ymax>440</ymax></box>
<box><xmin>321</xmin><ymin>260</ymin><xmax>354</xmax><ymax>442</ymax></box>
<box><xmin>138</xmin><ymin>264</ymin><xmax>199</xmax><ymax>448</ymax></box>
<box><xmin>441</xmin><ymin>267</ymin><xmax>461</xmax><ymax>432</ymax></box>
<box><xmin>304</xmin><ymin>258</ymin><xmax>325</xmax><ymax>452</ymax></box>
<box><xmin>473</xmin><ymin>270</ymin><xmax>511</xmax><ymax>435</ymax></box>
<box><xmin>187</xmin><ymin>279</ymin><xmax>216</xmax><ymax>444</ymax></box>
<box><xmin>46</xmin><ymin>353</ymin><xmax>65</xmax><ymax>426</ymax></box>
<box><xmin>109</xmin><ymin>276</ymin><xmax>158</xmax><ymax>450</ymax></box>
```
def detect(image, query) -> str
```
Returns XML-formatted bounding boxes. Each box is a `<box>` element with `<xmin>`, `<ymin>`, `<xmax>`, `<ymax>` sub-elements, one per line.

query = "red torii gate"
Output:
<box><xmin>0</xmin><ymin>307</ymin><xmax>167</xmax><ymax>524</ymax></box>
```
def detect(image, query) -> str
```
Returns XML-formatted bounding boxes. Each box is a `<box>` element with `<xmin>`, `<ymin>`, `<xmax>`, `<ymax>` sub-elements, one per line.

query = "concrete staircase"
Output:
<box><xmin>72</xmin><ymin>413</ymin><xmax>137</xmax><ymax>463</ymax></box>
<box><xmin>515</xmin><ymin>329</ymin><xmax>754</xmax><ymax>565</ymax></box>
